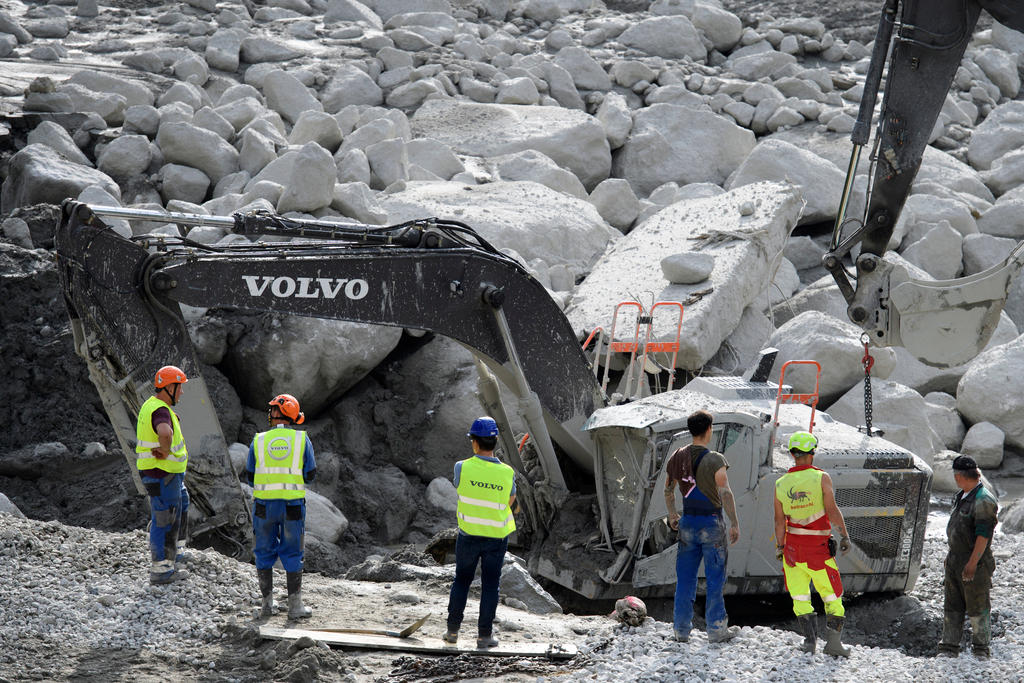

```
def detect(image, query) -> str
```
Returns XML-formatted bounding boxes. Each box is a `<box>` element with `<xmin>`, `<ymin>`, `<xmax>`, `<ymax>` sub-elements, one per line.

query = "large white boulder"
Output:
<box><xmin>263</xmin><ymin>70</ymin><xmax>322</xmax><ymax>125</ymax></box>
<box><xmin>961</xmin><ymin>421</ymin><xmax>1005</xmax><ymax>469</ymax></box>
<box><xmin>425</xmin><ymin>477</ymin><xmax>457</xmax><ymax>513</ymax></box>
<box><xmin>827</xmin><ymin>379</ymin><xmax>945</xmax><ymax>465</ymax></box>
<box><xmin>726</xmin><ymin>139</ymin><xmax>844</xmax><ymax>225</ymax></box>
<box><xmin>565</xmin><ymin>182</ymin><xmax>801</xmax><ymax>369</ymax></box>
<box><xmin>1</xmin><ymin>144</ymin><xmax>119</xmax><ymax>213</ymax></box>
<box><xmin>276</xmin><ymin>143</ymin><xmax>336</xmax><ymax>213</ymax></box>
<box><xmin>97</xmin><ymin>135</ymin><xmax>152</xmax><ymax>179</ymax></box>
<box><xmin>923</xmin><ymin>391</ymin><xmax>966</xmax><ymax>451</ymax></box>
<box><xmin>0</xmin><ymin>492</ymin><xmax>25</xmax><ymax>518</ymax></box>
<box><xmin>487</xmin><ymin>149</ymin><xmax>587</xmax><ymax>199</ymax></box>
<box><xmin>613</xmin><ymin>103</ymin><xmax>755</xmax><ymax>196</ymax></box>
<box><xmin>957</xmin><ymin>334</ymin><xmax>1024</xmax><ymax>450</ymax></box>
<box><xmin>26</xmin><ymin>121</ymin><xmax>92</xmax><ymax>167</ymax></box>
<box><xmin>887</xmin><ymin>312</ymin><xmax>1018</xmax><ymax>396</ymax></box>
<box><xmin>967</xmin><ymin>100</ymin><xmax>1024</xmax><ymax>171</ymax></box>
<box><xmin>321</xmin><ymin>65</ymin><xmax>384</xmax><ymax>112</ymax></box>
<box><xmin>765</xmin><ymin>311</ymin><xmax>897</xmax><ymax>407</ymax></box>
<box><xmin>305</xmin><ymin>488</ymin><xmax>350</xmax><ymax>543</ymax></box>
<box><xmin>376</xmin><ymin>180</ymin><xmax>617</xmax><ymax>270</ymax></box>
<box><xmin>66</xmin><ymin>69</ymin><xmax>155</xmax><ymax>107</ymax></box>
<box><xmin>157</xmin><ymin>122</ymin><xmax>240</xmax><ymax>184</ymax></box>
<box><xmin>410</xmin><ymin>99</ymin><xmax>610</xmax><ymax>190</ymax></box>
<box><xmin>618</xmin><ymin>15</ymin><xmax>706</xmax><ymax>61</ymax></box>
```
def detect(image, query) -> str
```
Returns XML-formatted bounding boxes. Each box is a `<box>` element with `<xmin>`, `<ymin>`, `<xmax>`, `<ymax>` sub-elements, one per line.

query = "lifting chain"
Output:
<box><xmin>861</xmin><ymin>333</ymin><xmax>876</xmax><ymax>436</ymax></box>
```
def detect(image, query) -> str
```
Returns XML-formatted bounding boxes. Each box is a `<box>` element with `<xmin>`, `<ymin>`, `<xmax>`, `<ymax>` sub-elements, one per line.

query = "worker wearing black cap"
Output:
<box><xmin>938</xmin><ymin>455</ymin><xmax>999</xmax><ymax>658</ymax></box>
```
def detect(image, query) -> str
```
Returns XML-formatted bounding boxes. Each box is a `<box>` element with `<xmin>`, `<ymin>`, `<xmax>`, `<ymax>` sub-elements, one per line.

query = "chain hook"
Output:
<box><xmin>859</xmin><ymin>333</ymin><xmax>877</xmax><ymax>437</ymax></box>
<box><xmin>860</xmin><ymin>332</ymin><xmax>875</xmax><ymax>374</ymax></box>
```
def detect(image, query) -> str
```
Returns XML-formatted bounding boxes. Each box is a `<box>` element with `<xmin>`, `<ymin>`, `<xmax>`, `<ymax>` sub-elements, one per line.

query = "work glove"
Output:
<box><xmin>775</xmin><ymin>545</ymin><xmax>784</xmax><ymax>562</ymax></box>
<box><xmin>839</xmin><ymin>535</ymin><xmax>851</xmax><ymax>555</ymax></box>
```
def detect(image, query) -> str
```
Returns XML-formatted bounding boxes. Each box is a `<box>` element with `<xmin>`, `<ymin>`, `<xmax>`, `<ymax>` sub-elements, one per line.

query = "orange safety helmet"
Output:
<box><xmin>154</xmin><ymin>365</ymin><xmax>189</xmax><ymax>389</ymax></box>
<box><xmin>268</xmin><ymin>394</ymin><xmax>305</xmax><ymax>424</ymax></box>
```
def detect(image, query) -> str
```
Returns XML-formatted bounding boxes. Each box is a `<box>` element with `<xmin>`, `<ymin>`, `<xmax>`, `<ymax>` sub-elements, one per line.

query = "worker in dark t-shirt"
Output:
<box><xmin>664</xmin><ymin>409</ymin><xmax>740</xmax><ymax>644</ymax></box>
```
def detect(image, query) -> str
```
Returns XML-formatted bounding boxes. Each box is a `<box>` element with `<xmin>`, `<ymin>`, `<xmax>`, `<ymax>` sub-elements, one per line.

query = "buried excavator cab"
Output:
<box><xmin>531</xmin><ymin>357</ymin><xmax>932</xmax><ymax>600</ymax></box>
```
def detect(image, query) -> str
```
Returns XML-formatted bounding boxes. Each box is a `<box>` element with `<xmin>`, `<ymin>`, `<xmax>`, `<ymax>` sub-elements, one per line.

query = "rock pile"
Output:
<box><xmin>2</xmin><ymin>0</ymin><xmax>1024</xmax><ymax>560</ymax></box>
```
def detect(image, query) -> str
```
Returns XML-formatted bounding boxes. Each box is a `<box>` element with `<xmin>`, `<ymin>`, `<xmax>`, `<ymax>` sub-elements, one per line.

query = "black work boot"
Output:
<box><xmin>938</xmin><ymin>610</ymin><xmax>964</xmax><ymax>657</ymax></box>
<box><xmin>823</xmin><ymin>616</ymin><xmax>851</xmax><ymax>657</ymax></box>
<box><xmin>477</xmin><ymin>634</ymin><xmax>499</xmax><ymax>649</ymax></box>
<box><xmin>286</xmin><ymin>571</ymin><xmax>312</xmax><ymax>619</ymax></box>
<box><xmin>796</xmin><ymin>614</ymin><xmax>817</xmax><ymax>654</ymax></box>
<box><xmin>257</xmin><ymin>569</ymin><xmax>275</xmax><ymax>617</ymax></box>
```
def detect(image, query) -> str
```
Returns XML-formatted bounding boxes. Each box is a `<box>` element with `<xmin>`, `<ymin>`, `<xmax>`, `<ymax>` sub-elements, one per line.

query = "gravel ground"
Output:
<box><xmin>3</xmin><ymin>500</ymin><xmax>1022</xmax><ymax>682</ymax></box>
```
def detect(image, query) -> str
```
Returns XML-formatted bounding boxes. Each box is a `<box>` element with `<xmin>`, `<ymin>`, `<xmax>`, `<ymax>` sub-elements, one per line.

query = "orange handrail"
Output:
<box><xmin>772</xmin><ymin>359</ymin><xmax>822</xmax><ymax>434</ymax></box>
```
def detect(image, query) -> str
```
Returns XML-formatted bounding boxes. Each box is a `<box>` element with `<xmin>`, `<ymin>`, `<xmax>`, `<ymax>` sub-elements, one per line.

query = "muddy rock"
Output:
<box><xmin>500</xmin><ymin>561</ymin><xmax>562</xmax><ymax>614</ymax></box>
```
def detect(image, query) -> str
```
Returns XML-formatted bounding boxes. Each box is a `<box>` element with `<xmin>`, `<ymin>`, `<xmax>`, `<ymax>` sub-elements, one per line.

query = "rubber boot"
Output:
<box><xmin>969</xmin><ymin>613</ymin><xmax>991</xmax><ymax>658</ymax></box>
<box><xmin>258</xmin><ymin>569</ymin><xmax>275</xmax><ymax>617</ymax></box>
<box><xmin>796</xmin><ymin>614</ymin><xmax>817</xmax><ymax>654</ymax></box>
<box><xmin>286</xmin><ymin>571</ymin><xmax>312</xmax><ymax>619</ymax></box>
<box><xmin>938</xmin><ymin>610</ymin><xmax>964</xmax><ymax>656</ymax></box>
<box><xmin>823</xmin><ymin>616</ymin><xmax>851</xmax><ymax>658</ymax></box>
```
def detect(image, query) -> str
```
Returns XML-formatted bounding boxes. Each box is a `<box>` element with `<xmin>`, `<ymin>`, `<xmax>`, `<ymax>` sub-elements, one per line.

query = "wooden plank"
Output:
<box><xmin>259</xmin><ymin>626</ymin><xmax>577</xmax><ymax>659</ymax></box>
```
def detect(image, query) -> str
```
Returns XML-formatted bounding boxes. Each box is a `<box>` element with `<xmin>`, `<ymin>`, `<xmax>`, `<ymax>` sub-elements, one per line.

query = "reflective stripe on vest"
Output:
<box><xmin>456</xmin><ymin>457</ymin><xmax>516</xmax><ymax>538</ymax></box>
<box><xmin>135</xmin><ymin>395</ymin><xmax>188</xmax><ymax>474</ymax></box>
<box><xmin>253</xmin><ymin>428</ymin><xmax>306</xmax><ymax>500</ymax></box>
<box><xmin>775</xmin><ymin>467</ymin><xmax>829</xmax><ymax>537</ymax></box>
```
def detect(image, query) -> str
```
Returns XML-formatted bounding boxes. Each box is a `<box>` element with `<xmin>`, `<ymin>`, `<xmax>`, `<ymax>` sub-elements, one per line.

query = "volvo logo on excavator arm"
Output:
<box><xmin>242</xmin><ymin>275</ymin><xmax>370</xmax><ymax>300</ymax></box>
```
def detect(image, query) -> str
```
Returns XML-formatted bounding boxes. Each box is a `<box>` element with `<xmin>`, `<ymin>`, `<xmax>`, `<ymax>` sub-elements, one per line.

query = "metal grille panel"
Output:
<box><xmin>835</xmin><ymin>487</ymin><xmax>907</xmax><ymax>508</ymax></box>
<box><xmin>846</xmin><ymin>516</ymin><xmax>903</xmax><ymax>559</ymax></box>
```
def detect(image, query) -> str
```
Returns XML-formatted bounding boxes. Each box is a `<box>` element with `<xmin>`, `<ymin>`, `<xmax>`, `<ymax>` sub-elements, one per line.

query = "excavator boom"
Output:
<box><xmin>55</xmin><ymin>201</ymin><xmax>603</xmax><ymax>549</ymax></box>
<box><xmin>826</xmin><ymin>0</ymin><xmax>1024</xmax><ymax>367</ymax></box>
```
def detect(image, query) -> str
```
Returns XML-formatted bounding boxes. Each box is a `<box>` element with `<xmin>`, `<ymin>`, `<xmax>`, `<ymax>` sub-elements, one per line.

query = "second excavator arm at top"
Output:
<box><xmin>825</xmin><ymin>0</ymin><xmax>1024</xmax><ymax>368</ymax></box>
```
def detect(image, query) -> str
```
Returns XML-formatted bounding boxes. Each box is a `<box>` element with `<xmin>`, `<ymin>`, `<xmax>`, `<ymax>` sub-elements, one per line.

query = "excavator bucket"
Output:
<box><xmin>867</xmin><ymin>243</ymin><xmax>1024</xmax><ymax>368</ymax></box>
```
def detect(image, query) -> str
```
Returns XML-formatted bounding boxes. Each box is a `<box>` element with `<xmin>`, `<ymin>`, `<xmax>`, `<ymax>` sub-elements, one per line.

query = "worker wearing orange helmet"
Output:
<box><xmin>244</xmin><ymin>393</ymin><xmax>317</xmax><ymax>619</ymax></box>
<box><xmin>135</xmin><ymin>364</ymin><xmax>191</xmax><ymax>585</ymax></box>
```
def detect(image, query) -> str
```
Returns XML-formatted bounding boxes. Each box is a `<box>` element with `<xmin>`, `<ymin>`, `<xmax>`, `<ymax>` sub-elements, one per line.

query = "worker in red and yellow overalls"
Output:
<box><xmin>774</xmin><ymin>431</ymin><xmax>852</xmax><ymax>657</ymax></box>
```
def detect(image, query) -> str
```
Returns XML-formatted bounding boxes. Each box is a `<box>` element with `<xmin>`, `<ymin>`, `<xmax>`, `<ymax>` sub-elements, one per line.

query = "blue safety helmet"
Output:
<box><xmin>467</xmin><ymin>416</ymin><xmax>500</xmax><ymax>438</ymax></box>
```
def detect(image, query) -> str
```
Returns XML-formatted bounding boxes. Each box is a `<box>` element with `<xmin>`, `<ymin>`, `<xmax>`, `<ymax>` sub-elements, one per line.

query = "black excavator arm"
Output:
<box><xmin>55</xmin><ymin>201</ymin><xmax>604</xmax><ymax>548</ymax></box>
<box><xmin>825</xmin><ymin>0</ymin><xmax>1024</xmax><ymax>367</ymax></box>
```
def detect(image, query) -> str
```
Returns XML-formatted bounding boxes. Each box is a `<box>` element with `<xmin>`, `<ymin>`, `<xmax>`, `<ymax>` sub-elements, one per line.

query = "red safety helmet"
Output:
<box><xmin>268</xmin><ymin>394</ymin><xmax>304</xmax><ymax>424</ymax></box>
<box><xmin>154</xmin><ymin>365</ymin><xmax>189</xmax><ymax>389</ymax></box>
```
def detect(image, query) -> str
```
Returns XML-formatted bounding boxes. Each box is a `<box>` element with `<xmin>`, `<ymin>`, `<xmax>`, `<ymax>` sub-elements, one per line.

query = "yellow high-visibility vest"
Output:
<box><xmin>775</xmin><ymin>467</ymin><xmax>830</xmax><ymax>536</ymax></box>
<box><xmin>253</xmin><ymin>427</ymin><xmax>306</xmax><ymax>500</ymax></box>
<box><xmin>456</xmin><ymin>457</ymin><xmax>516</xmax><ymax>538</ymax></box>
<box><xmin>135</xmin><ymin>396</ymin><xmax>188</xmax><ymax>474</ymax></box>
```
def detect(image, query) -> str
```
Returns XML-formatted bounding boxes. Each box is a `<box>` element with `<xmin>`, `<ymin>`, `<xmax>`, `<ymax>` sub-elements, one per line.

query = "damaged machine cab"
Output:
<box><xmin>535</xmin><ymin>367</ymin><xmax>931</xmax><ymax>600</ymax></box>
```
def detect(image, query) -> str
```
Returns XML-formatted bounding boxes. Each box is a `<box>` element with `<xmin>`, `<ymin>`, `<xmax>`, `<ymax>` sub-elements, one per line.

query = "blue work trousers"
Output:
<box><xmin>446</xmin><ymin>532</ymin><xmax>508</xmax><ymax>637</ymax></box>
<box><xmin>253</xmin><ymin>498</ymin><xmax>306</xmax><ymax>573</ymax></box>
<box><xmin>674</xmin><ymin>514</ymin><xmax>729</xmax><ymax>636</ymax></box>
<box><xmin>142</xmin><ymin>472</ymin><xmax>189</xmax><ymax>573</ymax></box>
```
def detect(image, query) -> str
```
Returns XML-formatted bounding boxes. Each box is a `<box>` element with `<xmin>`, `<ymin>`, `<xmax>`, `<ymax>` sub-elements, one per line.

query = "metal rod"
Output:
<box><xmin>86</xmin><ymin>204</ymin><xmax>237</xmax><ymax>229</ymax></box>
<box><xmin>831</xmin><ymin>144</ymin><xmax>863</xmax><ymax>250</ymax></box>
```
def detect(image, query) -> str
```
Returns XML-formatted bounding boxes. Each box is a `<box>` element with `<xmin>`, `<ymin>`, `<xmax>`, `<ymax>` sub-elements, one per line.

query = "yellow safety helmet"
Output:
<box><xmin>788</xmin><ymin>431</ymin><xmax>817</xmax><ymax>453</ymax></box>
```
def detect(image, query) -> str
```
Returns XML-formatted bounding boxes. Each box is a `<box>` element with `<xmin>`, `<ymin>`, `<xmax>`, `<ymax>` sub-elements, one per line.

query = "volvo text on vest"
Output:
<box><xmin>470</xmin><ymin>480</ymin><xmax>505</xmax><ymax>491</ymax></box>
